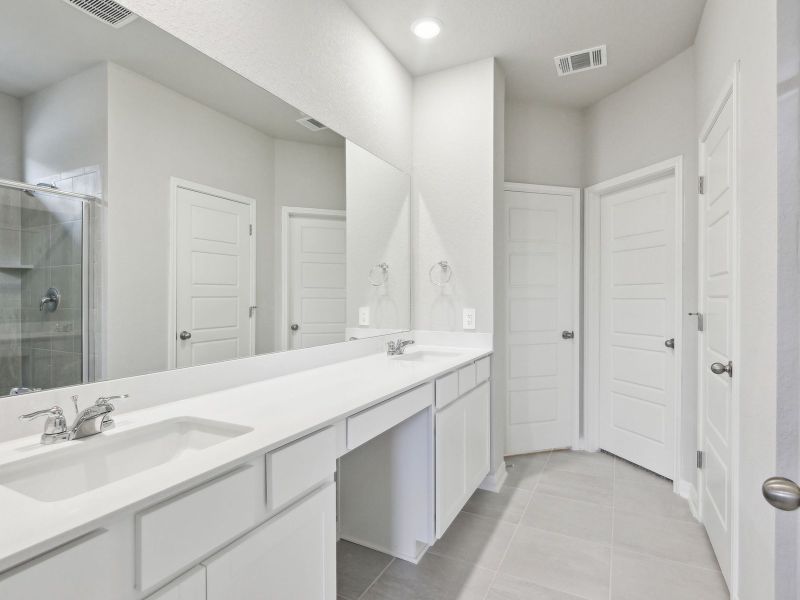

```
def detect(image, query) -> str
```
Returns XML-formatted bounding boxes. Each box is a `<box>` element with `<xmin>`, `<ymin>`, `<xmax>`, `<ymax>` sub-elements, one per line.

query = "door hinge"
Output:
<box><xmin>249</xmin><ymin>224</ymin><xmax>253</xmax><ymax>235</ymax></box>
<box><xmin>249</xmin><ymin>305</ymin><xmax>257</xmax><ymax>317</ymax></box>
<box><xmin>697</xmin><ymin>450</ymin><xmax>705</xmax><ymax>469</ymax></box>
<box><xmin>688</xmin><ymin>312</ymin><xmax>704</xmax><ymax>331</ymax></box>
<box><xmin>698</xmin><ymin>176</ymin><xmax>705</xmax><ymax>194</ymax></box>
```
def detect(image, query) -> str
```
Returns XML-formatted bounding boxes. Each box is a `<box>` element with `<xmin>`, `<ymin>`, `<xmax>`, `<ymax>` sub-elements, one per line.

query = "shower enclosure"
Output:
<box><xmin>0</xmin><ymin>177</ymin><xmax>93</xmax><ymax>396</ymax></box>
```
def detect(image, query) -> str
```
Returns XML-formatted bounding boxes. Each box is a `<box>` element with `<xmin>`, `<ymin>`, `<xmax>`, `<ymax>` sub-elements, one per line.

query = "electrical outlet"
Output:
<box><xmin>463</xmin><ymin>308</ymin><xmax>476</xmax><ymax>330</ymax></box>
<box><xmin>358</xmin><ymin>306</ymin><xmax>370</xmax><ymax>326</ymax></box>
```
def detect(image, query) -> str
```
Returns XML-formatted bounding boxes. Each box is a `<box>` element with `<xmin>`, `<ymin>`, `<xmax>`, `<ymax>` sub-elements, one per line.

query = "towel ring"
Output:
<box><xmin>368</xmin><ymin>263</ymin><xmax>389</xmax><ymax>286</ymax></box>
<box><xmin>429</xmin><ymin>260</ymin><xmax>453</xmax><ymax>286</ymax></box>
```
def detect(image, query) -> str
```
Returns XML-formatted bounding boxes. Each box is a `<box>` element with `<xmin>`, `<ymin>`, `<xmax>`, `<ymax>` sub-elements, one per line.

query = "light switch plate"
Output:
<box><xmin>359</xmin><ymin>306</ymin><xmax>370</xmax><ymax>326</ymax></box>
<box><xmin>463</xmin><ymin>308</ymin><xmax>476</xmax><ymax>330</ymax></box>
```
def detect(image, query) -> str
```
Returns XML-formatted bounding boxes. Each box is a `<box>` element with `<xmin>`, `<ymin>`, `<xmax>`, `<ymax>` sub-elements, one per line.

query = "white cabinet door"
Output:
<box><xmin>147</xmin><ymin>566</ymin><xmax>205</xmax><ymax>600</ymax></box>
<box><xmin>435</xmin><ymin>382</ymin><xmax>490</xmax><ymax>538</ymax></box>
<box><xmin>205</xmin><ymin>483</ymin><xmax>336</xmax><ymax>600</ymax></box>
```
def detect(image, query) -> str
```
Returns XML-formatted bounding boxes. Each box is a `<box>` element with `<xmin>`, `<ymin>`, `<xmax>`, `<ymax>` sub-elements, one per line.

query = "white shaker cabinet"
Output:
<box><xmin>204</xmin><ymin>482</ymin><xmax>337</xmax><ymax>599</ymax></box>
<box><xmin>435</xmin><ymin>380</ymin><xmax>491</xmax><ymax>537</ymax></box>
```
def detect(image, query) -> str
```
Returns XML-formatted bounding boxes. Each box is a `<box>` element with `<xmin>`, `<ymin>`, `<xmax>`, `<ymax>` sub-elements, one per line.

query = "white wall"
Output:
<box><xmin>106</xmin><ymin>63</ymin><xmax>276</xmax><ymax>378</ymax></box>
<box><xmin>345</xmin><ymin>141</ymin><xmax>411</xmax><ymax>332</ymax></box>
<box><xmin>412</xmin><ymin>58</ymin><xmax>499</xmax><ymax>334</ymax></box>
<box><xmin>0</xmin><ymin>92</ymin><xmax>22</xmax><ymax>180</ymax></box>
<box><xmin>22</xmin><ymin>63</ymin><xmax>108</xmax><ymax>184</ymax></box>
<box><xmin>505</xmin><ymin>100</ymin><xmax>583</xmax><ymax>188</ymax></box>
<box><xmin>694</xmin><ymin>1</ymin><xmax>778</xmax><ymax>597</ymax></box>
<box><xmin>272</xmin><ymin>139</ymin><xmax>346</xmax><ymax>349</ymax></box>
<box><xmin>122</xmin><ymin>0</ymin><xmax>412</xmax><ymax>173</ymax></box>
<box><xmin>583</xmin><ymin>47</ymin><xmax>699</xmax><ymax>493</ymax></box>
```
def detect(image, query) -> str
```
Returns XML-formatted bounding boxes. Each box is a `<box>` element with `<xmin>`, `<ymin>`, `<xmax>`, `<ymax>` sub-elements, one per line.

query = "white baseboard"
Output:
<box><xmin>479</xmin><ymin>462</ymin><xmax>508</xmax><ymax>493</ymax></box>
<box><xmin>676</xmin><ymin>479</ymin><xmax>700</xmax><ymax>521</ymax></box>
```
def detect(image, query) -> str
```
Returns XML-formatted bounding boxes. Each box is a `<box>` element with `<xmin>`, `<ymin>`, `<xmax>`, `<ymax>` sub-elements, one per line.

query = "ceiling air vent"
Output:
<box><xmin>554</xmin><ymin>45</ymin><xmax>607</xmax><ymax>77</ymax></box>
<box><xmin>296</xmin><ymin>116</ymin><xmax>328</xmax><ymax>132</ymax></box>
<box><xmin>62</xmin><ymin>0</ymin><xmax>138</xmax><ymax>28</ymax></box>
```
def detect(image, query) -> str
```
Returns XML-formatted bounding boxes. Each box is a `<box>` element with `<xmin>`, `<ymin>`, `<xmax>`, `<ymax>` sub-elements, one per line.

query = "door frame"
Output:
<box><xmin>502</xmin><ymin>182</ymin><xmax>582</xmax><ymax>450</ymax></box>
<box><xmin>279</xmin><ymin>206</ymin><xmax>346</xmax><ymax>351</ymax></box>
<box><xmin>167</xmin><ymin>177</ymin><xmax>257</xmax><ymax>369</ymax></box>
<box><xmin>697</xmin><ymin>64</ymin><xmax>740</xmax><ymax>597</ymax></box>
<box><xmin>583</xmin><ymin>156</ymin><xmax>684</xmax><ymax>486</ymax></box>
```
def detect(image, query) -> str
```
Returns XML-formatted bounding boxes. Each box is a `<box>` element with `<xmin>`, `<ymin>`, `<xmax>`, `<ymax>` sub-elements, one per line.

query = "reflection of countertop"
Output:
<box><xmin>0</xmin><ymin>344</ymin><xmax>491</xmax><ymax>572</ymax></box>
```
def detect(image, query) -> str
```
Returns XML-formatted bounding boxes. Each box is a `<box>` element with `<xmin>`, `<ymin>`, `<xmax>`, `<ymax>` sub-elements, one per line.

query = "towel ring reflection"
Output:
<box><xmin>368</xmin><ymin>263</ymin><xmax>389</xmax><ymax>286</ymax></box>
<box><xmin>429</xmin><ymin>260</ymin><xmax>453</xmax><ymax>286</ymax></box>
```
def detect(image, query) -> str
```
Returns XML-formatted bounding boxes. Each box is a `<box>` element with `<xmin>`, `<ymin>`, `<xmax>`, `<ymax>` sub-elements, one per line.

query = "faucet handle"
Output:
<box><xmin>96</xmin><ymin>394</ymin><xmax>129</xmax><ymax>406</ymax></box>
<box><xmin>19</xmin><ymin>406</ymin><xmax>64</xmax><ymax>422</ymax></box>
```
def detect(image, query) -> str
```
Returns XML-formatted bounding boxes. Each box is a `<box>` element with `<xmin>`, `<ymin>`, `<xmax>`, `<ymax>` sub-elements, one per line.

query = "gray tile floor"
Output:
<box><xmin>337</xmin><ymin>450</ymin><xmax>730</xmax><ymax>600</ymax></box>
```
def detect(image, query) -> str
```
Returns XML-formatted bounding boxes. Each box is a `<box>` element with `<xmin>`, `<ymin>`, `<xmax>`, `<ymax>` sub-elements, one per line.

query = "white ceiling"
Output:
<box><xmin>0</xmin><ymin>0</ymin><xmax>343</xmax><ymax>146</ymax></box>
<box><xmin>344</xmin><ymin>0</ymin><xmax>706</xmax><ymax>108</ymax></box>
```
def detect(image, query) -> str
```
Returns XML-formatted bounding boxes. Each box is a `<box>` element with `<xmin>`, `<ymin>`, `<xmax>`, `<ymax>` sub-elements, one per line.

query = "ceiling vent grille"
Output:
<box><xmin>296</xmin><ymin>116</ymin><xmax>328</xmax><ymax>132</ymax></box>
<box><xmin>554</xmin><ymin>45</ymin><xmax>607</xmax><ymax>77</ymax></box>
<box><xmin>62</xmin><ymin>0</ymin><xmax>138</xmax><ymax>28</ymax></box>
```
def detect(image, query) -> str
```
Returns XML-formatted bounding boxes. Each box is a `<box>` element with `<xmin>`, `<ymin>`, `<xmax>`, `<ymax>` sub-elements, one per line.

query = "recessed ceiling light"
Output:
<box><xmin>411</xmin><ymin>18</ymin><xmax>442</xmax><ymax>40</ymax></box>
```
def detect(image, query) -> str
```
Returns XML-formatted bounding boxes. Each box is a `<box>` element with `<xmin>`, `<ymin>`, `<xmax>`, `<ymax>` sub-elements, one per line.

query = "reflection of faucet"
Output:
<box><xmin>387</xmin><ymin>338</ymin><xmax>415</xmax><ymax>356</ymax></box>
<box><xmin>19</xmin><ymin>394</ymin><xmax>128</xmax><ymax>445</ymax></box>
<box><xmin>39</xmin><ymin>287</ymin><xmax>60</xmax><ymax>312</ymax></box>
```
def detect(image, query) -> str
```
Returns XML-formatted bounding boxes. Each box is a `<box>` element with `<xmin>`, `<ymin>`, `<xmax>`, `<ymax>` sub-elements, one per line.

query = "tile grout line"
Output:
<box><xmin>479</xmin><ymin>449</ymin><xmax>553</xmax><ymax>600</ymax></box>
<box><xmin>356</xmin><ymin>557</ymin><xmax>395</xmax><ymax>600</ymax></box>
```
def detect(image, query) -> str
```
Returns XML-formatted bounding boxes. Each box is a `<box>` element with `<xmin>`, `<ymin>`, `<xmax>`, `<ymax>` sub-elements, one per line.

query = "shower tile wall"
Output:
<box><xmin>0</xmin><ymin>186</ymin><xmax>23</xmax><ymax>395</ymax></box>
<box><xmin>17</xmin><ymin>168</ymin><xmax>97</xmax><ymax>392</ymax></box>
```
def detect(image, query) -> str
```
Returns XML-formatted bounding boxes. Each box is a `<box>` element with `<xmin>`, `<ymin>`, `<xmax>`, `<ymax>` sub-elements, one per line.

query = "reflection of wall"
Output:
<box><xmin>0</xmin><ymin>91</ymin><xmax>22</xmax><ymax>180</ymax></box>
<box><xmin>345</xmin><ymin>141</ymin><xmax>410</xmax><ymax>332</ymax></box>
<box><xmin>0</xmin><ymin>187</ymin><xmax>23</xmax><ymax>394</ymax></box>
<box><xmin>273</xmin><ymin>139</ymin><xmax>345</xmax><ymax>349</ymax></box>
<box><xmin>123</xmin><ymin>0</ymin><xmax>412</xmax><ymax>173</ymax></box>
<box><xmin>106</xmin><ymin>63</ymin><xmax>276</xmax><ymax>379</ymax></box>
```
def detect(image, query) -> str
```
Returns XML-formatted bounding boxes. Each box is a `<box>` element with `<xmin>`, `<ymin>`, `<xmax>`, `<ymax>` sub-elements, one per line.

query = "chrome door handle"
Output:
<box><xmin>290</xmin><ymin>324</ymin><xmax>299</xmax><ymax>331</ymax></box>
<box><xmin>763</xmin><ymin>477</ymin><xmax>800</xmax><ymax>511</ymax></box>
<box><xmin>179</xmin><ymin>331</ymin><xmax>192</xmax><ymax>340</ymax></box>
<box><xmin>710</xmin><ymin>361</ymin><xmax>733</xmax><ymax>377</ymax></box>
<box><xmin>561</xmin><ymin>330</ymin><xmax>574</xmax><ymax>340</ymax></box>
<box><xmin>665</xmin><ymin>338</ymin><xmax>675</xmax><ymax>349</ymax></box>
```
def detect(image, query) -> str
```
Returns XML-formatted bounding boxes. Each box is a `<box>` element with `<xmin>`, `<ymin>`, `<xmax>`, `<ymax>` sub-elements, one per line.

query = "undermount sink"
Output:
<box><xmin>0</xmin><ymin>417</ymin><xmax>252</xmax><ymax>502</ymax></box>
<box><xmin>391</xmin><ymin>349</ymin><xmax>463</xmax><ymax>362</ymax></box>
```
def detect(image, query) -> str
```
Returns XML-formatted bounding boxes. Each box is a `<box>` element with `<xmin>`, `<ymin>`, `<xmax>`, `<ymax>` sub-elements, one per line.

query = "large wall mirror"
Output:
<box><xmin>0</xmin><ymin>0</ymin><xmax>411</xmax><ymax>397</ymax></box>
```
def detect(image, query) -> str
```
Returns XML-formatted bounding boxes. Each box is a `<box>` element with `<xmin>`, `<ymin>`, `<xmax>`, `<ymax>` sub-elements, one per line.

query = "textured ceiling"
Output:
<box><xmin>344</xmin><ymin>0</ymin><xmax>706</xmax><ymax>108</ymax></box>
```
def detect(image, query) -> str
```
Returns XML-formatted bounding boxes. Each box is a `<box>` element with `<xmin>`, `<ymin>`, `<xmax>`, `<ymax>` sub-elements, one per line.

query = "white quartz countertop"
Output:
<box><xmin>0</xmin><ymin>345</ymin><xmax>491</xmax><ymax>572</ymax></box>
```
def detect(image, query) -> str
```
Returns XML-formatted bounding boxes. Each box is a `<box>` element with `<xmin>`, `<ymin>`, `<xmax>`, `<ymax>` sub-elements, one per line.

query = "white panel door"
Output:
<box><xmin>699</xmin><ymin>92</ymin><xmax>736</xmax><ymax>584</ymax></box>
<box><xmin>598</xmin><ymin>175</ymin><xmax>677</xmax><ymax>478</ymax></box>
<box><xmin>504</xmin><ymin>188</ymin><xmax>578</xmax><ymax>455</ymax></box>
<box><xmin>288</xmin><ymin>214</ymin><xmax>346</xmax><ymax>349</ymax></box>
<box><xmin>204</xmin><ymin>482</ymin><xmax>336</xmax><ymax>600</ymax></box>
<box><xmin>176</xmin><ymin>186</ymin><xmax>252</xmax><ymax>368</ymax></box>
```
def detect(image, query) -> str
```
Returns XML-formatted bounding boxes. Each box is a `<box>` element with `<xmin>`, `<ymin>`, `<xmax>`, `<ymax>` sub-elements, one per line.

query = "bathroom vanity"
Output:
<box><xmin>0</xmin><ymin>345</ymin><xmax>492</xmax><ymax>599</ymax></box>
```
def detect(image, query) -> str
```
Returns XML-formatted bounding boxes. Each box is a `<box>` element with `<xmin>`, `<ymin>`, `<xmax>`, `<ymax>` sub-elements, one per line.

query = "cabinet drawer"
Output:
<box><xmin>458</xmin><ymin>363</ymin><xmax>477</xmax><ymax>396</ymax></box>
<box><xmin>435</xmin><ymin>371</ymin><xmax>459</xmax><ymax>410</ymax></box>
<box><xmin>347</xmin><ymin>383</ymin><xmax>433</xmax><ymax>450</ymax></box>
<box><xmin>136</xmin><ymin>461</ymin><xmax>265</xmax><ymax>592</ymax></box>
<box><xmin>146</xmin><ymin>565</ymin><xmax>206</xmax><ymax>600</ymax></box>
<box><xmin>475</xmin><ymin>356</ymin><xmax>491</xmax><ymax>383</ymax></box>
<box><xmin>204</xmin><ymin>482</ymin><xmax>337</xmax><ymax>599</ymax></box>
<box><xmin>266</xmin><ymin>427</ymin><xmax>336</xmax><ymax>510</ymax></box>
<box><xmin>0</xmin><ymin>530</ymin><xmax>119</xmax><ymax>600</ymax></box>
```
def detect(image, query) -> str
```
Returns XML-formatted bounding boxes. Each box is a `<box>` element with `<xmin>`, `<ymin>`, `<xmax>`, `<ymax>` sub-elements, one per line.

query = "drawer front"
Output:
<box><xmin>435</xmin><ymin>371</ymin><xmax>459</xmax><ymax>410</ymax></box>
<box><xmin>205</xmin><ymin>482</ymin><xmax>337</xmax><ymax>600</ymax></box>
<box><xmin>347</xmin><ymin>383</ymin><xmax>433</xmax><ymax>450</ymax></box>
<box><xmin>458</xmin><ymin>363</ymin><xmax>477</xmax><ymax>396</ymax></box>
<box><xmin>147</xmin><ymin>565</ymin><xmax>206</xmax><ymax>600</ymax></box>
<box><xmin>475</xmin><ymin>356</ymin><xmax>491</xmax><ymax>383</ymax></box>
<box><xmin>267</xmin><ymin>427</ymin><xmax>336</xmax><ymax>510</ymax></box>
<box><xmin>136</xmin><ymin>462</ymin><xmax>265</xmax><ymax>592</ymax></box>
<box><xmin>0</xmin><ymin>530</ymin><xmax>120</xmax><ymax>600</ymax></box>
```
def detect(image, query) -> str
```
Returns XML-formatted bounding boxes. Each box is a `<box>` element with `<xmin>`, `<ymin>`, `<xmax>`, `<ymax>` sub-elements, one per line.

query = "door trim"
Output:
<box><xmin>167</xmin><ymin>177</ymin><xmax>257</xmax><ymax>369</ymax></box>
<box><xmin>583</xmin><ymin>157</ymin><xmax>684</xmax><ymax>485</ymax></box>
<box><xmin>502</xmin><ymin>182</ymin><xmax>582</xmax><ymax>449</ymax></box>
<box><xmin>697</xmin><ymin>63</ymin><xmax>740</xmax><ymax>599</ymax></box>
<box><xmin>279</xmin><ymin>206</ymin><xmax>346</xmax><ymax>351</ymax></box>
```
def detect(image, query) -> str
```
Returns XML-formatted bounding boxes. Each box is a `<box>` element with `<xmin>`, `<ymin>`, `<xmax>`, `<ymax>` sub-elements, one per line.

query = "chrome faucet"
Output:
<box><xmin>19</xmin><ymin>394</ymin><xmax>128</xmax><ymax>445</ymax></box>
<box><xmin>387</xmin><ymin>338</ymin><xmax>415</xmax><ymax>356</ymax></box>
